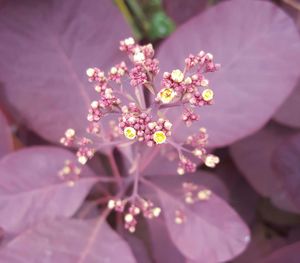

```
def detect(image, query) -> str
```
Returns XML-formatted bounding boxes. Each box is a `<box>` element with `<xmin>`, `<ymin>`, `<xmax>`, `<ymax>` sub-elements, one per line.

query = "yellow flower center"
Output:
<box><xmin>124</xmin><ymin>127</ymin><xmax>137</xmax><ymax>140</ymax></box>
<box><xmin>202</xmin><ymin>89</ymin><xmax>214</xmax><ymax>102</ymax></box>
<box><xmin>158</xmin><ymin>88</ymin><xmax>176</xmax><ymax>104</ymax></box>
<box><xmin>153</xmin><ymin>131</ymin><xmax>167</xmax><ymax>144</ymax></box>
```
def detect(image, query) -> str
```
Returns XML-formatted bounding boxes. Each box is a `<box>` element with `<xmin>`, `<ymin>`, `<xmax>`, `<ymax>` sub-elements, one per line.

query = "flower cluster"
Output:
<box><xmin>119</xmin><ymin>103</ymin><xmax>172</xmax><ymax>146</ymax></box>
<box><xmin>107</xmin><ymin>197</ymin><xmax>161</xmax><ymax>233</ymax></box>
<box><xmin>187</xmin><ymin>128</ymin><xmax>220</xmax><ymax>169</ymax></box>
<box><xmin>156</xmin><ymin>51</ymin><xmax>219</xmax><ymax>127</ymax></box>
<box><xmin>58</xmin><ymin>160</ymin><xmax>81</xmax><ymax>187</ymax></box>
<box><xmin>168</xmin><ymin>127</ymin><xmax>220</xmax><ymax>175</ymax></box>
<box><xmin>60</xmin><ymin>37</ymin><xmax>220</xmax><ymax>232</ymax></box>
<box><xmin>60</xmin><ymin>129</ymin><xmax>96</xmax><ymax>165</ymax></box>
<box><xmin>182</xmin><ymin>182</ymin><xmax>212</xmax><ymax>205</ymax></box>
<box><xmin>173</xmin><ymin>183</ymin><xmax>213</xmax><ymax>225</ymax></box>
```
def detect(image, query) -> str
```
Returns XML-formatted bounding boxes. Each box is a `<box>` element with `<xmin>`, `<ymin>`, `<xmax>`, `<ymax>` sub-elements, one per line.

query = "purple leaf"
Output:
<box><xmin>0</xmin><ymin>0</ymin><xmax>130</xmax><ymax>144</ymax></box>
<box><xmin>272</xmin><ymin>133</ymin><xmax>300</xmax><ymax>212</ymax></box>
<box><xmin>0</xmin><ymin>226</ymin><xmax>4</xmax><ymax>243</ymax></box>
<box><xmin>163</xmin><ymin>0</ymin><xmax>207</xmax><ymax>25</ymax></box>
<box><xmin>233</xmin><ymin>224</ymin><xmax>286</xmax><ymax>263</ymax></box>
<box><xmin>156</xmin><ymin>0</ymin><xmax>300</xmax><ymax>147</ymax></box>
<box><xmin>0</xmin><ymin>111</ymin><xmax>13</xmax><ymax>159</ymax></box>
<box><xmin>213</xmin><ymin>152</ymin><xmax>259</xmax><ymax>225</ymax></box>
<box><xmin>0</xmin><ymin>218</ymin><xmax>136</xmax><ymax>263</ymax></box>
<box><xmin>258</xmin><ymin>241</ymin><xmax>300</xmax><ymax>263</ymax></box>
<box><xmin>144</xmin><ymin>179</ymin><xmax>250</xmax><ymax>262</ymax></box>
<box><xmin>230</xmin><ymin>123</ymin><xmax>299</xmax><ymax>213</ymax></box>
<box><xmin>141</xmin><ymin>147</ymin><xmax>229</xmax><ymax>199</ymax></box>
<box><xmin>140</xmin><ymin>178</ymin><xmax>188</xmax><ymax>263</ymax></box>
<box><xmin>258</xmin><ymin>199</ymin><xmax>300</xmax><ymax>226</ymax></box>
<box><xmin>0</xmin><ymin>147</ymin><xmax>99</xmax><ymax>234</ymax></box>
<box><xmin>148</xmin><ymin>170</ymin><xmax>229</xmax><ymax>202</ymax></box>
<box><xmin>147</xmin><ymin>217</ymin><xmax>186</xmax><ymax>263</ymax></box>
<box><xmin>141</xmin><ymin>146</ymin><xmax>179</xmax><ymax>177</ymax></box>
<box><xmin>120</xmin><ymin>230</ymin><xmax>152</xmax><ymax>263</ymax></box>
<box><xmin>273</xmin><ymin>82</ymin><xmax>300</xmax><ymax>129</ymax></box>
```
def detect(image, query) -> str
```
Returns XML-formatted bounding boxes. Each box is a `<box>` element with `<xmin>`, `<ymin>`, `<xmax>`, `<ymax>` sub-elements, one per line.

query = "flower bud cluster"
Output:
<box><xmin>175</xmin><ymin>209</ymin><xmax>186</xmax><ymax>225</ymax></box>
<box><xmin>107</xmin><ymin>198</ymin><xmax>161</xmax><ymax>233</ymax></box>
<box><xmin>76</xmin><ymin>137</ymin><xmax>95</xmax><ymax>165</ymax></box>
<box><xmin>120</xmin><ymin>38</ymin><xmax>159</xmax><ymax>86</ymax></box>
<box><xmin>86</xmin><ymin>122</ymin><xmax>101</xmax><ymax>135</ymax></box>
<box><xmin>87</xmin><ymin>92</ymin><xmax>121</xmax><ymax>122</ymax></box>
<box><xmin>60</xmin><ymin>131</ymin><xmax>95</xmax><ymax>166</ymax></box>
<box><xmin>177</xmin><ymin>156</ymin><xmax>197</xmax><ymax>175</ymax></box>
<box><xmin>60</xmin><ymin>128</ymin><xmax>76</xmax><ymax>146</ymax></box>
<box><xmin>187</xmin><ymin>128</ymin><xmax>220</xmax><ymax>168</ymax></box>
<box><xmin>129</xmin><ymin>65</ymin><xmax>148</xmax><ymax>87</ymax></box>
<box><xmin>108</xmin><ymin>62</ymin><xmax>127</xmax><ymax>84</ymax></box>
<box><xmin>156</xmin><ymin>50</ymin><xmax>219</xmax><ymax>128</ymax></box>
<box><xmin>86</xmin><ymin>67</ymin><xmax>106</xmax><ymax>84</ymax></box>
<box><xmin>86</xmin><ymin>67</ymin><xmax>121</xmax><ymax>122</ymax></box>
<box><xmin>186</xmin><ymin>127</ymin><xmax>208</xmax><ymax>148</ymax></box>
<box><xmin>182</xmin><ymin>108</ymin><xmax>199</xmax><ymax>127</ymax></box>
<box><xmin>58</xmin><ymin>160</ymin><xmax>81</xmax><ymax>187</ymax></box>
<box><xmin>173</xmin><ymin>128</ymin><xmax>219</xmax><ymax>175</ymax></box>
<box><xmin>119</xmin><ymin>103</ymin><xmax>172</xmax><ymax>147</ymax></box>
<box><xmin>185</xmin><ymin>51</ymin><xmax>220</xmax><ymax>72</ymax></box>
<box><xmin>182</xmin><ymin>182</ymin><xmax>212</xmax><ymax>205</ymax></box>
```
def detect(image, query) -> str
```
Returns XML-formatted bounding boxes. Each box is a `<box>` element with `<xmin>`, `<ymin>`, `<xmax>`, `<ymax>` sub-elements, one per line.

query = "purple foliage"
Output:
<box><xmin>0</xmin><ymin>0</ymin><xmax>131</xmax><ymax>144</ymax></box>
<box><xmin>258</xmin><ymin>241</ymin><xmax>300</xmax><ymax>263</ymax></box>
<box><xmin>0</xmin><ymin>147</ymin><xmax>100</xmax><ymax>234</ymax></box>
<box><xmin>0</xmin><ymin>219</ymin><xmax>136</xmax><ymax>263</ymax></box>
<box><xmin>149</xmin><ymin>179</ymin><xmax>249</xmax><ymax>262</ymax></box>
<box><xmin>273</xmin><ymin>81</ymin><xmax>300</xmax><ymax>129</ymax></box>
<box><xmin>0</xmin><ymin>0</ymin><xmax>300</xmax><ymax>262</ymax></box>
<box><xmin>272</xmin><ymin>134</ymin><xmax>300</xmax><ymax>212</ymax></box>
<box><xmin>163</xmin><ymin>0</ymin><xmax>208</xmax><ymax>25</ymax></box>
<box><xmin>230</xmin><ymin>123</ymin><xmax>299</xmax><ymax>213</ymax></box>
<box><xmin>0</xmin><ymin>111</ymin><xmax>12</xmax><ymax>159</ymax></box>
<box><xmin>156</xmin><ymin>0</ymin><xmax>300</xmax><ymax>147</ymax></box>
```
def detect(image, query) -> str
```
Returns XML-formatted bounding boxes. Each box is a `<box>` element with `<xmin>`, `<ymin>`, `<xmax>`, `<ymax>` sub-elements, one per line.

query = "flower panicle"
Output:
<box><xmin>59</xmin><ymin>37</ymin><xmax>220</xmax><ymax>232</ymax></box>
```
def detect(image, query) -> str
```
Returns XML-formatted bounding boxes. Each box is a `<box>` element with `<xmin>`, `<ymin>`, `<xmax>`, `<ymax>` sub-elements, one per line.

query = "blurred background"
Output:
<box><xmin>1</xmin><ymin>0</ymin><xmax>300</xmax><ymax>262</ymax></box>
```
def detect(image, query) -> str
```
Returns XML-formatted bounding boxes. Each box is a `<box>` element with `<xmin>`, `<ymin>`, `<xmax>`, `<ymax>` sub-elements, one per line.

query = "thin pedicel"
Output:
<box><xmin>60</xmin><ymin>37</ymin><xmax>220</xmax><ymax>232</ymax></box>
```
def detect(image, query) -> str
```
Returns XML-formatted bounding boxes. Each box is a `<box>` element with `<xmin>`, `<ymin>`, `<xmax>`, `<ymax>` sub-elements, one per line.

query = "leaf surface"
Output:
<box><xmin>230</xmin><ymin>123</ymin><xmax>299</xmax><ymax>213</ymax></box>
<box><xmin>144</xmin><ymin>179</ymin><xmax>250</xmax><ymax>262</ymax></box>
<box><xmin>0</xmin><ymin>219</ymin><xmax>136</xmax><ymax>263</ymax></box>
<box><xmin>0</xmin><ymin>147</ymin><xmax>99</xmax><ymax>233</ymax></box>
<box><xmin>0</xmin><ymin>0</ymin><xmax>130</xmax><ymax>143</ymax></box>
<box><xmin>156</xmin><ymin>0</ymin><xmax>300</xmax><ymax>147</ymax></box>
